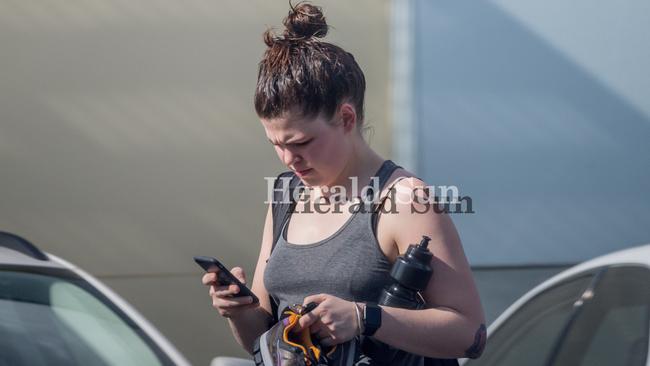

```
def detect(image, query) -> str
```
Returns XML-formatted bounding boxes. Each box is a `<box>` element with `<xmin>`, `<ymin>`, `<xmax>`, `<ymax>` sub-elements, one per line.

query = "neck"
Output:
<box><xmin>317</xmin><ymin>139</ymin><xmax>385</xmax><ymax>200</ymax></box>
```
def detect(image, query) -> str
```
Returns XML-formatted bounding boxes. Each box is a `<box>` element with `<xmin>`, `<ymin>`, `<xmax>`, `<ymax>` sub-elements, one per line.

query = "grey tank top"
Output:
<box><xmin>264</xmin><ymin>160</ymin><xmax>401</xmax><ymax>321</ymax></box>
<box><xmin>263</xmin><ymin>161</ymin><xmax>460</xmax><ymax>366</ymax></box>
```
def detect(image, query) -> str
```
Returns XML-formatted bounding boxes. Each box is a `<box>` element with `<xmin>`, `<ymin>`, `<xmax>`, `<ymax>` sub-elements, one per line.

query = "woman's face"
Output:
<box><xmin>261</xmin><ymin>111</ymin><xmax>353</xmax><ymax>187</ymax></box>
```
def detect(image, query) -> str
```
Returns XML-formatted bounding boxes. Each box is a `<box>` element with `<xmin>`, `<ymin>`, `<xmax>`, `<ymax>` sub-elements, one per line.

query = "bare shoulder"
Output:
<box><xmin>374</xmin><ymin>168</ymin><xmax>430</xmax><ymax>261</ymax></box>
<box><xmin>377</xmin><ymin>167</ymin><xmax>421</xmax><ymax>199</ymax></box>
<box><xmin>378</xmin><ymin>168</ymin><xmax>433</xmax><ymax>217</ymax></box>
<box><xmin>378</xmin><ymin>170</ymin><xmax>456</xmax><ymax>254</ymax></box>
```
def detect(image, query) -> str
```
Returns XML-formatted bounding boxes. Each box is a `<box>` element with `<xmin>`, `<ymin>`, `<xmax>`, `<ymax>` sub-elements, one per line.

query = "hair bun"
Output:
<box><xmin>283</xmin><ymin>2</ymin><xmax>328</xmax><ymax>40</ymax></box>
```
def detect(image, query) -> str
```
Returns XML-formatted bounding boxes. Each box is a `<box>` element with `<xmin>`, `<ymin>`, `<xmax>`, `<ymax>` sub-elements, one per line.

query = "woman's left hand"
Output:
<box><xmin>294</xmin><ymin>293</ymin><xmax>359</xmax><ymax>346</ymax></box>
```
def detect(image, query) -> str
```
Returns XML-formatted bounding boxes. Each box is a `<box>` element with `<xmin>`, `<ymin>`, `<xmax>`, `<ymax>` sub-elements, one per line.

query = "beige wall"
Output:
<box><xmin>0</xmin><ymin>1</ymin><xmax>391</xmax><ymax>364</ymax></box>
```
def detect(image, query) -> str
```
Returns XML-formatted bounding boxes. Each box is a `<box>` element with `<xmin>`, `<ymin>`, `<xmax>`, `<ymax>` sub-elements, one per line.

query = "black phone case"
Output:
<box><xmin>194</xmin><ymin>256</ymin><xmax>259</xmax><ymax>303</ymax></box>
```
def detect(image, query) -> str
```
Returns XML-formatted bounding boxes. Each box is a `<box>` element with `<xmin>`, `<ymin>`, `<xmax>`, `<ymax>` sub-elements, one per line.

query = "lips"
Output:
<box><xmin>295</xmin><ymin>168</ymin><xmax>313</xmax><ymax>177</ymax></box>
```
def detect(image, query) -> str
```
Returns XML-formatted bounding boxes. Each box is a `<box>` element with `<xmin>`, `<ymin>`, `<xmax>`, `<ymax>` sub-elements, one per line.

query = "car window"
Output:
<box><xmin>552</xmin><ymin>265</ymin><xmax>650</xmax><ymax>366</ymax></box>
<box><xmin>465</xmin><ymin>274</ymin><xmax>594</xmax><ymax>366</ymax></box>
<box><xmin>0</xmin><ymin>270</ymin><xmax>173</xmax><ymax>366</ymax></box>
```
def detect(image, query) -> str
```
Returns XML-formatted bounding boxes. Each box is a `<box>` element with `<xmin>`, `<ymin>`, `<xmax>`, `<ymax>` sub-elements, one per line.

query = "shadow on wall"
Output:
<box><xmin>414</xmin><ymin>1</ymin><xmax>650</xmax><ymax>265</ymax></box>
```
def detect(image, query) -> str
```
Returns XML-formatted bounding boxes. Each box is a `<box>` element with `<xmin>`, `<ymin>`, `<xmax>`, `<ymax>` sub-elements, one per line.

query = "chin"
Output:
<box><xmin>297</xmin><ymin>172</ymin><xmax>321</xmax><ymax>186</ymax></box>
<box><xmin>298</xmin><ymin>176</ymin><xmax>318</xmax><ymax>187</ymax></box>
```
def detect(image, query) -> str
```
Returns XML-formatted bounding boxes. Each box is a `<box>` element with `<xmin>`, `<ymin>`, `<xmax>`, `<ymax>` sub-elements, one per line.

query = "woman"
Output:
<box><xmin>202</xmin><ymin>3</ymin><xmax>486</xmax><ymax>364</ymax></box>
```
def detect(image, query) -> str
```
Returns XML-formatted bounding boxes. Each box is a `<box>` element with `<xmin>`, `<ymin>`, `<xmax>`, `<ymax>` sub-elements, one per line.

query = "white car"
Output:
<box><xmin>463</xmin><ymin>244</ymin><xmax>650</xmax><ymax>366</ymax></box>
<box><xmin>0</xmin><ymin>231</ymin><xmax>191</xmax><ymax>366</ymax></box>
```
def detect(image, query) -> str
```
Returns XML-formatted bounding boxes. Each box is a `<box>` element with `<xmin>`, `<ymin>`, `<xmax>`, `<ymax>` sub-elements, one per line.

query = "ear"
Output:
<box><xmin>338</xmin><ymin>103</ymin><xmax>357</xmax><ymax>133</ymax></box>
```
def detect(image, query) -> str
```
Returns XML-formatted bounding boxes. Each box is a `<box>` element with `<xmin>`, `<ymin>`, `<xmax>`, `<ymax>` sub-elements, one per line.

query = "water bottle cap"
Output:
<box><xmin>418</xmin><ymin>236</ymin><xmax>431</xmax><ymax>249</ymax></box>
<box><xmin>405</xmin><ymin>236</ymin><xmax>432</xmax><ymax>264</ymax></box>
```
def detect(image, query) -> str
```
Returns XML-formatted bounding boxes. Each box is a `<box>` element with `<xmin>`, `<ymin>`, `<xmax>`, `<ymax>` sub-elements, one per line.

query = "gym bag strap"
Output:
<box><xmin>269</xmin><ymin>171</ymin><xmax>302</xmax><ymax>324</ymax></box>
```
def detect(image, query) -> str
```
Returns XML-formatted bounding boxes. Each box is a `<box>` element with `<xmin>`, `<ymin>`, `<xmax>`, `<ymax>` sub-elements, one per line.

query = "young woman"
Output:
<box><xmin>202</xmin><ymin>3</ymin><xmax>486</xmax><ymax>364</ymax></box>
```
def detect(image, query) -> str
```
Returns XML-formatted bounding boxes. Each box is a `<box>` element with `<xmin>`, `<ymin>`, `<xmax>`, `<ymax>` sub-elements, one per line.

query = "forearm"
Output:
<box><xmin>371</xmin><ymin>305</ymin><xmax>485</xmax><ymax>359</ymax></box>
<box><xmin>227</xmin><ymin>305</ymin><xmax>274</xmax><ymax>354</ymax></box>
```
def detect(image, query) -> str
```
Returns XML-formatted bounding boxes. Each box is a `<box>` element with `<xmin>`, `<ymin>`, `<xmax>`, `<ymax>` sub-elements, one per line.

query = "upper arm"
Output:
<box><xmin>387</xmin><ymin>178</ymin><xmax>485</xmax><ymax>323</ymax></box>
<box><xmin>250</xmin><ymin>202</ymin><xmax>275</xmax><ymax>317</ymax></box>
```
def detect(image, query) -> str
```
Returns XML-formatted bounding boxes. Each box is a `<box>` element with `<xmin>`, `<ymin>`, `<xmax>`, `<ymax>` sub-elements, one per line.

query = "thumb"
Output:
<box><xmin>231</xmin><ymin>267</ymin><xmax>246</xmax><ymax>284</ymax></box>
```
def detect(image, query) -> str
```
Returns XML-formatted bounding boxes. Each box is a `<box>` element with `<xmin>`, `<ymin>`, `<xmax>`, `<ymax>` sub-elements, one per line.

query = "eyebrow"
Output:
<box><xmin>267</xmin><ymin>137</ymin><xmax>308</xmax><ymax>146</ymax></box>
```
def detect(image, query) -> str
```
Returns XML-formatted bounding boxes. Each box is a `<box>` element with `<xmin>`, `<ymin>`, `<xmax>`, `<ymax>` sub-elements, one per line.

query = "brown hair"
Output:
<box><xmin>254</xmin><ymin>2</ymin><xmax>366</xmax><ymax>127</ymax></box>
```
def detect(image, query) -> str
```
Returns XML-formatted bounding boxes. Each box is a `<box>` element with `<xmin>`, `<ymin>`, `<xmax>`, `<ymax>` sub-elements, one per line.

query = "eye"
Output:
<box><xmin>294</xmin><ymin>139</ymin><xmax>312</xmax><ymax>147</ymax></box>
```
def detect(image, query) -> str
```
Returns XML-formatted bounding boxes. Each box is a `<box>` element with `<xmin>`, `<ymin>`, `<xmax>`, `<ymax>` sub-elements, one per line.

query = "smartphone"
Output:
<box><xmin>194</xmin><ymin>256</ymin><xmax>259</xmax><ymax>304</ymax></box>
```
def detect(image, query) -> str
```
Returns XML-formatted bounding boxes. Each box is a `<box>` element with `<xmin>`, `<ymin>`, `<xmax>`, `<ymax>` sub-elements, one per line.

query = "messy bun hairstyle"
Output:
<box><xmin>254</xmin><ymin>2</ymin><xmax>366</xmax><ymax>126</ymax></box>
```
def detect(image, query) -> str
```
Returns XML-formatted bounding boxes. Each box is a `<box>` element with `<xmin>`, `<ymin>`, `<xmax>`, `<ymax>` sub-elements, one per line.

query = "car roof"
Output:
<box><xmin>487</xmin><ymin>243</ymin><xmax>650</xmax><ymax>337</ymax></box>
<box><xmin>0</xmin><ymin>232</ymin><xmax>67</xmax><ymax>270</ymax></box>
<box><xmin>0</xmin><ymin>231</ymin><xmax>192</xmax><ymax>365</ymax></box>
<box><xmin>562</xmin><ymin>243</ymin><xmax>650</xmax><ymax>273</ymax></box>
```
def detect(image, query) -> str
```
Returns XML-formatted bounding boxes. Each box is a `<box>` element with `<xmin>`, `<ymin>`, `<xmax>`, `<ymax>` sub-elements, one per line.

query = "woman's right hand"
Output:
<box><xmin>201</xmin><ymin>267</ymin><xmax>255</xmax><ymax>318</ymax></box>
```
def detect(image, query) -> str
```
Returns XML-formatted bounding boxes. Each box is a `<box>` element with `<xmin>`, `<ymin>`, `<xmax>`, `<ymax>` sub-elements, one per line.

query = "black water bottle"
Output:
<box><xmin>379</xmin><ymin>235</ymin><xmax>433</xmax><ymax>309</ymax></box>
<box><xmin>361</xmin><ymin>236</ymin><xmax>434</xmax><ymax>365</ymax></box>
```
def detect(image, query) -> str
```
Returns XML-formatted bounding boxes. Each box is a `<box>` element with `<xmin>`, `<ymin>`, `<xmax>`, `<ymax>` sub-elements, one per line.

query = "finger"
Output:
<box><xmin>202</xmin><ymin>272</ymin><xmax>218</xmax><ymax>285</ymax></box>
<box><xmin>296</xmin><ymin>310</ymin><xmax>320</xmax><ymax>332</ymax></box>
<box><xmin>213</xmin><ymin>284</ymin><xmax>241</xmax><ymax>297</ymax></box>
<box><xmin>209</xmin><ymin>283</ymin><xmax>235</xmax><ymax>296</ymax></box>
<box><xmin>217</xmin><ymin>301</ymin><xmax>254</xmax><ymax>319</ymax></box>
<box><xmin>315</xmin><ymin>327</ymin><xmax>329</xmax><ymax>341</ymax></box>
<box><xmin>218</xmin><ymin>297</ymin><xmax>254</xmax><ymax>308</ymax></box>
<box><xmin>230</xmin><ymin>266</ymin><xmax>246</xmax><ymax>284</ymax></box>
<box><xmin>302</xmin><ymin>293</ymin><xmax>328</xmax><ymax>307</ymax></box>
<box><xmin>308</xmin><ymin>320</ymin><xmax>325</xmax><ymax>335</ymax></box>
<box><xmin>213</xmin><ymin>295</ymin><xmax>254</xmax><ymax>309</ymax></box>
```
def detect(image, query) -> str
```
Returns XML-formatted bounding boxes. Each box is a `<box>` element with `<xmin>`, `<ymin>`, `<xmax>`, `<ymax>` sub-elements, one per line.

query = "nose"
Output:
<box><xmin>281</xmin><ymin>147</ymin><xmax>302</xmax><ymax>167</ymax></box>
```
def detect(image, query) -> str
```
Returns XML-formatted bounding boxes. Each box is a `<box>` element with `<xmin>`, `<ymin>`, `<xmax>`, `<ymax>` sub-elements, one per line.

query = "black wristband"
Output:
<box><xmin>362</xmin><ymin>303</ymin><xmax>382</xmax><ymax>336</ymax></box>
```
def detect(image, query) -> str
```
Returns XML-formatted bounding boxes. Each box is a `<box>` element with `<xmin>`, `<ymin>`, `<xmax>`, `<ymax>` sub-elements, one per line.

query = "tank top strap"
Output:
<box><xmin>368</xmin><ymin>162</ymin><xmax>409</xmax><ymax>234</ymax></box>
<box><xmin>366</xmin><ymin>160</ymin><xmax>402</xmax><ymax>201</ymax></box>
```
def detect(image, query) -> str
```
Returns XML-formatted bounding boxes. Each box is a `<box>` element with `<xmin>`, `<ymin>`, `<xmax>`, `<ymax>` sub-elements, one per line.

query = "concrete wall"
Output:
<box><xmin>0</xmin><ymin>1</ymin><xmax>391</xmax><ymax>364</ymax></box>
<box><xmin>412</xmin><ymin>0</ymin><xmax>650</xmax><ymax>265</ymax></box>
<box><xmin>409</xmin><ymin>0</ymin><xmax>650</xmax><ymax>323</ymax></box>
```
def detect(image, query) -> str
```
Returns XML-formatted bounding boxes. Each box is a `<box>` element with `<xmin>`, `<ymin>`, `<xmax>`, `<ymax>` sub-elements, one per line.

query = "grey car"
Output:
<box><xmin>0</xmin><ymin>231</ymin><xmax>190</xmax><ymax>366</ymax></box>
<box><xmin>462</xmin><ymin>244</ymin><xmax>650</xmax><ymax>366</ymax></box>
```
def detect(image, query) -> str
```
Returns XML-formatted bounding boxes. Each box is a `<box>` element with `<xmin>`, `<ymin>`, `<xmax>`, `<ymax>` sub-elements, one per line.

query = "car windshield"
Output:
<box><xmin>0</xmin><ymin>269</ymin><xmax>174</xmax><ymax>366</ymax></box>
